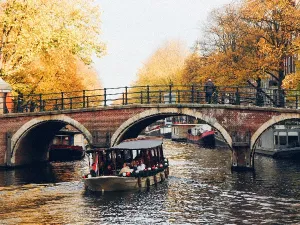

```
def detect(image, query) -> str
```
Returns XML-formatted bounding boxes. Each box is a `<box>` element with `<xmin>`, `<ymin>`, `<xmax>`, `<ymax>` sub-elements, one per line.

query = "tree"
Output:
<box><xmin>134</xmin><ymin>40</ymin><xmax>188</xmax><ymax>86</ymax></box>
<box><xmin>200</xmin><ymin>3</ymin><xmax>264</xmax><ymax>86</ymax></box>
<box><xmin>0</xmin><ymin>0</ymin><xmax>105</xmax><ymax>94</ymax></box>
<box><xmin>186</xmin><ymin>0</ymin><xmax>300</xmax><ymax>97</ymax></box>
<box><xmin>241</xmin><ymin>0</ymin><xmax>300</xmax><ymax>88</ymax></box>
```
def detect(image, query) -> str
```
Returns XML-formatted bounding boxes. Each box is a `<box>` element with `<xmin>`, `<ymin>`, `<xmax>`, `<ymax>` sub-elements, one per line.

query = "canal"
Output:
<box><xmin>1</xmin><ymin>140</ymin><xmax>300</xmax><ymax>224</ymax></box>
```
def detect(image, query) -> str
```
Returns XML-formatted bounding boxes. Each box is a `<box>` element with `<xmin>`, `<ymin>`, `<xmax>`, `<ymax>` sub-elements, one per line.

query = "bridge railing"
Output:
<box><xmin>1</xmin><ymin>85</ymin><xmax>299</xmax><ymax>114</ymax></box>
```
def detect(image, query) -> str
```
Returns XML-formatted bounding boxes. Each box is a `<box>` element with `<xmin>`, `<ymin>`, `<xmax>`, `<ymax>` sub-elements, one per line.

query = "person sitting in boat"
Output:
<box><xmin>119</xmin><ymin>162</ymin><xmax>131</xmax><ymax>175</ymax></box>
<box><xmin>90</xmin><ymin>163</ymin><xmax>97</xmax><ymax>177</ymax></box>
<box><xmin>130</xmin><ymin>160</ymin><xmax>138</xmax><ymax>172</ymax></box>
<box><xmin>136</xmin><ymin>159</ymin><xmax>146</xmax><ymax>173</ymax></box>
<box><xmin>104</xmin><ymin>164</ymin><xmax>113</xmax><ymax>175</ymax></box>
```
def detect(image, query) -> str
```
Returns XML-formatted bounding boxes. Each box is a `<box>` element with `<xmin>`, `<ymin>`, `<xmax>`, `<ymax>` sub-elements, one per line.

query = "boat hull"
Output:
<box><xmin>84</xmin><ymin>170</ymin><xmax>167</xmax><ymax>192</ymax></box>
<box><xmin>255</xmin><ymin>147</ymin><xmax>300</xmax><ymax>159</ymax></box>
<box><xmin>187</xmin><ymin>131</ymin><xmax>216</xmax><ymax>148</ymax></box>
<box><xmin>49</xmin><ymin>145</ymin><xmax>85</xmax><ymax>161</ymax></box>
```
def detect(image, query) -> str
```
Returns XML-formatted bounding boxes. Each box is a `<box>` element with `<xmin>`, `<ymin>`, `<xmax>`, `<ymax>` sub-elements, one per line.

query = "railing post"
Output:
<box><xmin>177</xmin><ymin>90</ymin><xmax>180</xmax><ymax>103</ymax></box>
<box><xmin>70</xmin><ymin>98</ymin><xmax>73</xmax><ymax>109</ymax></box>
<box><xmin>39</xmin><ymin>94</ymin><xmax>43</xmax><ymax>111</ymax></box>
<box><xmin>159</xmin><ymin>90</ymin><xmax>162</xmax><ymax>103</ymax></box>
<box><xmin>147</xmin><ymin>85</ymin><xmax>150</xmax><ymax>104</ymax></box>
<box><xmin>296</xmin><ymin>94</ymin><xmax>298</xmax><ymax>109</ymax></box>
<box><xmin>87</xmin><ymin>96</ymin><xmax>89</xmax><ymax>108</ymax></box>
<box><xmin>191</xmin><ymin>85</ymin><xmax>194</xmax><ymax>103</ymax></box>
<box><xmin>125</xmin><ymin>86</ymin><xmax>128</xmax><ymax>105</ymax></box>
<box><xmin>235</xmin><ymin>88</ymin><xmax>240</xmax><ymax>105</ymax></box>
<box><xmin>279</xmin><ymin>89</ymin><xmax>285</xmax><ymax>108</ymax></box>
<box><xmin>169</xmin><ymin>84</ymin><xmax>172</xmax><ymax>103</ymax></box>
<box><xmin>122</xmin><ymin>93</ymin><xmax>125</xmax><ymax>105</ymax></box>
<box><xmin>104</xmin><ymin>88</ymin><xmax>107</xmax><ymax>106</ymax></box>
<box><xmin>17</xmin><ymin>94</ymin><xmax>22</xmax><ymax>112</ymax></box>
<box><xmin>61</xmin><ymin>92</ymin><xmax>64</xmax><ymax>110</ymax></box>
<box><xmin>83</xmin><ymin>90</ymin><xmax>86</xmax><ymax>108</ymax></box>
<box><xmin>140</xmin><ymin>91</ymin><xmax>143</xmax><ymax>104</ymax></box>
<box><xmin>54</xmin><ymin>99</ymin><xmax>58</xmax><ymax>110</ymax></box>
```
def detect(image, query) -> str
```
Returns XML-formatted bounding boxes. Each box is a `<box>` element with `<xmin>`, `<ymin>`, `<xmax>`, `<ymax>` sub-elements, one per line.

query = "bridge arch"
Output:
<box><xmin>111</xmin><ymin>107</ymin><xmax>232</xmax><ymax>147</ymax></box>
<box><xmin>251</xmin><ymin>113</ymin><xmax>300</xmax><ymax>152</ymax></box>
<box><xmin>10</xmin><ymin>115</ymin><xmax>93</xmax><ymax>166</ymax></box>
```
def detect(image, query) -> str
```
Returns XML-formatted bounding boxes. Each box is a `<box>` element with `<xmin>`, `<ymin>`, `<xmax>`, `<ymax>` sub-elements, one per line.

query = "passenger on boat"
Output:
<box><xmin>104</xmin><ymin>164</ymin><xmax>113</xmax><ymax>175</ymax></box>
<box><xmin>119</xmin><ymin>163</ymin><xmax>131</xmax><ymax>175</ymax></box>
<box><xmin>130</xmin><ymin>160</ymin><xmax>138</xmax><ymax>171</ymax></box>
<box><xmin>90</xmin><ymin>163</ymin><xmax>97</xmax><ymax>177</ymax></box>
<box><xmin>136</xmin><ymin>159</ymin><xmax>146</xmax><ymax>173</ymax></box>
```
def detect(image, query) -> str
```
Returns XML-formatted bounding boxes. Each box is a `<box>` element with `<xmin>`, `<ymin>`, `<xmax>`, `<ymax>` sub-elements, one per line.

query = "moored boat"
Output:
<box><xmin>49</xmin><ymin>144</ymin><xmax>85</xmax><ymax>161</ymax></box>
<box><xmin>83</xmin><ymin>137</ymin><xmax>169</xmax><ymax>192</ymax></box>
<box><xmin>187</xmin><ymin>124</ymin><xmax>216</xmax><ymax>148</ymax></box>
<box><xmin>255</xmin><ymin>125</ymin><xmax>300</xmax><ymax>158</ymax></box>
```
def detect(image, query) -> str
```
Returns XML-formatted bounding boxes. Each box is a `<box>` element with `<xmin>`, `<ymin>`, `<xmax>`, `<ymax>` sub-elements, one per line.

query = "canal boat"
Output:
<box><xmin>49</xmin><ymin>127</ymin><xmax>85</xmax><ymax>161</ymax></box>
<box><xmin>49</xmin><ymin>144</ymin><xmax>85</xmax><ymax>161</ymax></box>
<box><xmin>172</xmin><ymin>123</ymin><xmax>227</xmax><ymax>148</ymax></box>
<box><xmin>83</xmin><ymin>137</ymin><xmax>169</xmax><ymax>192</ymax></box>
<box><xmin>255</xmin><ymin>125</ymin><xmax>300</xmax><ymax>158</ymax></box>
<box><xmin>145</xmin><ymin>124</ymin><xmax>161</xmax><ymax>137</ymax></box>
<box><xmin>187</xmin><ymin>124</ymin><xmax>216</xmax><ymax>148</ymax></box>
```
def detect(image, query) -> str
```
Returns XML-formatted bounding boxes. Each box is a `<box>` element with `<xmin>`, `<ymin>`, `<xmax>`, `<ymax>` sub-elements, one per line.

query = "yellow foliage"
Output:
<box><xmin>0</xmin><ymin>0</ymin><xmax>105</xmax><ymax>94</ymax></box>
<box><xmin>134</xmin><ymin>40</ymin><xmax>188</xmax><ymax>86</ymax></box>
<box><xmin>181</xmin><ymin>0</ymin><xmax>300</xmax><ymax>88</ymax></box>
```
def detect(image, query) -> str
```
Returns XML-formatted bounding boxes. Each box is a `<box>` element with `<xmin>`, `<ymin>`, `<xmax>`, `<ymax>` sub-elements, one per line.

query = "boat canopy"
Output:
<box><xmin>110</xmin><ymin>139</ymin><xmax>163</xmax><ymax>150</ymax></box>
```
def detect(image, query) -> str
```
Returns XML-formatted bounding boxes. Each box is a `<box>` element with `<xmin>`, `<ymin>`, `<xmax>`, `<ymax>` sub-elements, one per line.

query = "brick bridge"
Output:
<box><xmin>0</xmin><ymin>103</ymin><xmax>299</xmax><ymax>170</ymax></box>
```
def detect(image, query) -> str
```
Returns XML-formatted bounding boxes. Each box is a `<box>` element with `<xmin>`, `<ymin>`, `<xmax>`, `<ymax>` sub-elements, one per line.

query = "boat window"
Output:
<box><xmin>124</xmin><ymin>150</ymin><xmax>131</xmax><ymax>162</ymax></box>
<box><xmin>288</xmin><ymin>135</ymin><xmax>299</xmax><ymax>146</ymax></box>
<box><xmin>274</xmin><ymin>134</ymin><xmax>279</xmax><ymax>145</ymax></box>
<box><xmin>279</xmin><ymin>135</ymin><xmax>287</xmax><ymax>145</ymax></box>
<box><xmin>132</xmin><ymin>150</ymin><xmax>138</xmax><ymax>159</ymax></box>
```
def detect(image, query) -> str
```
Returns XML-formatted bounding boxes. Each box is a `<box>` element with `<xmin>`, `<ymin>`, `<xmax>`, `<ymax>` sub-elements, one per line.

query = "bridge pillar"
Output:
<box><xmin>231</xmin><ymin>131</ymin><xmax>254</xmax><ymax>171</ymax></box>
<box><xmin>5</xmin><ymin>132</ymin><xmax>12</xmax><ymax>167</ymax></box>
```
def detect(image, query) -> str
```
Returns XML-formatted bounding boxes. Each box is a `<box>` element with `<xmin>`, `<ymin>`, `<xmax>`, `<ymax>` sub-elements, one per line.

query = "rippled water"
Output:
<box><xmin>1</xmin><ymin>140</ymin><xmax>300</xmax><ymax>224</ymax></box>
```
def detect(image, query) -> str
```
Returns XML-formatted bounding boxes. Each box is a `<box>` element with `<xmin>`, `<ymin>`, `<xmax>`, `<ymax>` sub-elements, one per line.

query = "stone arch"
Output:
<box><xmin>10</xmin><ymin>115</ymin><xmax>93</xmax><ymax>165</ymax></box>
<box><xmin>251</xmin><ymin>113</ymin><xmax>300</xmax><ymax>150</ymax></box>
<box><xmin>111</xmin><ymin>107</ymin><xmax>232</xmax><ymax>147</ymax></box>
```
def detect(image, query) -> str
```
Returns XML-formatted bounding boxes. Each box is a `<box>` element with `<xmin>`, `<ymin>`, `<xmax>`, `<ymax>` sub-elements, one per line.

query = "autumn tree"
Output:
<box><xmin>241</xmin><ymin>0</ymin><xmax>300</xmax><ymax>90</ymax></box>
<box><xmin>134</xmin><ymin>40</ymin><xmax>188</xmax><ymax>87</ymax></box>
<box><xmin>185</xmin><ymin>0</ymin><xmax>300</xmax><ymax>105</ymax></box>
<box><xmin>0</xmin><ymin>0</ymin><xmax>105</xmax><ymax>94</ymax></box>
<box><xmin>198</xmin><ymin>3</ymin><xmax>265</xmax><ymax>86</ymax></box>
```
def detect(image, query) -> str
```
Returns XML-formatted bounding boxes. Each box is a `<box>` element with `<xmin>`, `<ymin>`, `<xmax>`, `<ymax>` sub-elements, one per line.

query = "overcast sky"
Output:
<box><xmin>94</xmin><ymin>0</ymin><xmax>233</xmax><ymax>88</ymax></box>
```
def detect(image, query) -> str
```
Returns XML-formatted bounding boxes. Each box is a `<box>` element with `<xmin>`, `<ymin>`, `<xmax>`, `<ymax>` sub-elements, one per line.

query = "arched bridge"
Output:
<box><xmin>0</xmin><ymin>85</ymin><xmax>299</xmax><ymax>170</ymax></box>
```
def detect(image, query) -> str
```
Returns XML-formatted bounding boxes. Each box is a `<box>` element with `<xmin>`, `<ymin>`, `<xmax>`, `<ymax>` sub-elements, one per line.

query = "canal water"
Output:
<box><xmin>1</xmin><ymin>140</ymin><xmax>300</xmax><ymax>224</ymax></box>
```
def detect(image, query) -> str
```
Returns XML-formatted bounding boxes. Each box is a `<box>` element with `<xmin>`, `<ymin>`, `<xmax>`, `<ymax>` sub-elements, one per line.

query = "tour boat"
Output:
<box><xmin>255</xmin><ymin>125</ymin><xmax>300</xmax><ymax>158</ymax></box>
<box><xmin>83</xmin><ymin>137</ymin><xmax>169</xmax><ymax>192</ymax></box>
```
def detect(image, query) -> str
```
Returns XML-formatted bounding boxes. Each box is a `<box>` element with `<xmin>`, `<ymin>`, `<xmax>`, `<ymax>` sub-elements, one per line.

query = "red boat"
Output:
<box><xmin>187</xmin><ymin>124</ymin><xmax>216</xmax><ymax>148</ymax></box>
<box><xmin>49</xmin><ymin>127</ymin><xmax>85</xmax><ymax>161</ymax></box>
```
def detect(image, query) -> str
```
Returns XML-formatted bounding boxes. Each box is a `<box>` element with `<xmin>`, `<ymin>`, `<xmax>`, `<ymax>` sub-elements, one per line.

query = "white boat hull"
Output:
<box><xmin>83</xmin><ymin>170</ymin><xmax>168</xmax><ymax>192</ymax></box>
<box><xmin>256</xmin><ymin>147</ymin><xmax>300</xmax><ymax>158</ymax></box>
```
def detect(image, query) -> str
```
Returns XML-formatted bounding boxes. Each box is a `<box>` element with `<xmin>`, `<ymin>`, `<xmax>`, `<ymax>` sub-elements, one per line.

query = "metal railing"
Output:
<box><xmin>2</xmin><ymin>85</ymin><xmax>299</xmax><ymax>114</ymax></box>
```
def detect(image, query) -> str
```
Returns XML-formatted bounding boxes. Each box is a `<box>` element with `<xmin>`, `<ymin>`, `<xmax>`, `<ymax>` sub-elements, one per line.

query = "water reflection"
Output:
<box><xmin>0</xmin><ymin>159</ymin><xmax>88</xmax><ymax>186</ymax></box>
<box><xmin>1</xmin><ymin>140</ymin><xmax>300</xmax><ymax>224</ymax></box>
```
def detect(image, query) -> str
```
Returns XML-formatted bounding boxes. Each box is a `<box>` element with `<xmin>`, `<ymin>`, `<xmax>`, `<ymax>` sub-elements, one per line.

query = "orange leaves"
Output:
<box><xmin>134</xmin><ymin>40</ymin><xmax>188</xmax><ymax>87</ymax></box>
<box><xmin>183</xmin><ymin>0</ymin><xmax>300</xmax><ymax>89</ymax></box>
<box><xmin>0</xmin><ymin>0</ymin><xmax>105</xmax><ymax>94</ymax></box>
